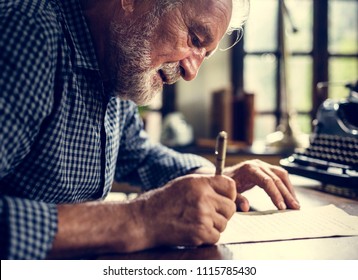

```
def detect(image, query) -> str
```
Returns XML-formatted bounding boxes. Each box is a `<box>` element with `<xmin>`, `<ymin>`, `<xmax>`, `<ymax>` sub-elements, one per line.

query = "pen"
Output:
<box><xmin>215</xmin><ymin>131</ymin><xmax>227</xmax><ymax>175</ymax></box>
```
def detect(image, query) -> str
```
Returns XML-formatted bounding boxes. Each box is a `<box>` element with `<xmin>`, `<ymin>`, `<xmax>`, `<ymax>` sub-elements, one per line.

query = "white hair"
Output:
<box><xmin>154</xmin><ymin>0</ymin><xmax>250</xmax><ymax>32</ymax></box>
<box><xmin>228</xmin><ymin>0</ymin><xmax>250</xmax><ymax>34</ymax></box>
<box><xmin>154</xmin><ymin>0</ymin><xmax>250</xmax><ymax>48</ymax></box>
<box><xmin>221</xmin><ymin>0</ymin><xmax>250</xmax><ymax>50</ymax></box>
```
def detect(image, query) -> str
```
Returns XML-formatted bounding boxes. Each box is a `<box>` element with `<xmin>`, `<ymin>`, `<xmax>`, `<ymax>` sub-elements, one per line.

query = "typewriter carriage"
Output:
<box><xmin>313</xmin><ymin>80</ymin><xmax>358</xmax><ymax>138</ymax></box>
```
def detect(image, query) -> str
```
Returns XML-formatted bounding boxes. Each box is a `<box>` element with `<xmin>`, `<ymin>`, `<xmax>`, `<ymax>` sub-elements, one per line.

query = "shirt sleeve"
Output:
<box><xmin>115</xmin><ymin>101</ymin><xmax>215</xmax><ymax>190</ymax></box>
<box><xmin>0</xmin><ymin>6</ymin><xmax>58</xmax><ymax>259</ymax></box>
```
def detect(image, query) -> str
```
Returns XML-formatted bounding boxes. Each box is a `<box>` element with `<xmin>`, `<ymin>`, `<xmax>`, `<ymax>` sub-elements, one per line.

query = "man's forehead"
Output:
<box><xmin>183</xmin><ymin>0</ymin><xmax>232</xmax><ymax>41</ymax></box>
<box><xmin>182</xmin><ymin>0</ymin><xmax>232</xmax><ymax>21</ymax></box>
<box><xmin>184</xmin><ymin>1</ymin><xmax>231</xmax><ymax>24</ymax></box>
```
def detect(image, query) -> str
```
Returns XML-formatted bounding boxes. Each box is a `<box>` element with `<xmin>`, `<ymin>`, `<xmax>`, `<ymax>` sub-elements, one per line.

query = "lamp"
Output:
<box><xmin>266</xmin><ymin>0</ymin><xmax>308</xmax><ymax>152</ymax></box>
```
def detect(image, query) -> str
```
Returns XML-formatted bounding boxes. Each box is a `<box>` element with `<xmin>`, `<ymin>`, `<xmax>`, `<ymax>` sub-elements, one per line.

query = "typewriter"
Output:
<box><xmin>280</xmin><ymin>81</ymin><xmax>358</xmax><ymax>189</ymax></box>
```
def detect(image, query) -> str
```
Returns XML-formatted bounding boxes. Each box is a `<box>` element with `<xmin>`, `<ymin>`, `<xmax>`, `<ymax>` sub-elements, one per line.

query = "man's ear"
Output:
<box><xmin>121</xmin><ymin>0</ymin><xmax>135</xmax><ymax>14</ymax></box>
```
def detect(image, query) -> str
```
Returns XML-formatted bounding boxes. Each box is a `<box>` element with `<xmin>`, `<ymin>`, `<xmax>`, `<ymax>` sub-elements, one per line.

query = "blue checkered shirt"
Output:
<box><xmin>0</xmin><ymin>0</ymin><xmax>214</xmax><ymax>259</ymax></box>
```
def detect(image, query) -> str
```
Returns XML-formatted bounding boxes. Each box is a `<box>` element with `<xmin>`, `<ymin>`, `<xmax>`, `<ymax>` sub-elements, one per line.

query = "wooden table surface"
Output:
<box><xmin>97</xmin><ymin>176</ymin><xmax>358</xmax><ymax>260</ymax></box>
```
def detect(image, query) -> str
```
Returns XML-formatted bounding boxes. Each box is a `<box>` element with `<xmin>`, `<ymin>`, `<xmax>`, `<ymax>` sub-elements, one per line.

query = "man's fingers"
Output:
<box><xmin>210</xmin><ymin>175</ymin><xmax>237</xmax><ymax>201</ymax></box>
<box><xmin>235</xmin><ymin>193</ymin><xmax>250</xmax><ymax>212</ymax></box>
<box><xmin>223</xmin><ymin>159</ymin><xmax>300</xmax><ymax>211</ymax></box>
<box><xmin>192</xmin><ymin>217</ymin><xmax>221</xmax><ymax>246</ymax></box>
<box><xmin>214</xmin><ymin>196</ymin><xmax>237</xmax><ymax>219</ymax></box>
<box><xmin>261</xmin><ymin>167</ymin><xmax>300</xmax><ymax>210</ymax></box>
<box><xmin>271</xmin><ymin>166</ymin><xmax>298</xmax><ymax>199</ymax></box>
<box><xmin>254</xmin><ymin>168</ymin><xmax>288</xmax><ymax>210</ymax></box>
<box><xmin>212</xmin><ymin>212</ymin><xmax>229</xmax><ymax>233</ymax></box>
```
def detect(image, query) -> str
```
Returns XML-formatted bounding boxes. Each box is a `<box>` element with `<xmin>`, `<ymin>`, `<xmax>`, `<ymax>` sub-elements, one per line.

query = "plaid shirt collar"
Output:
<box><xmin>58</xmin><ymin>0</ymin><xmax>99</xmax><ymax>70</ymax></box>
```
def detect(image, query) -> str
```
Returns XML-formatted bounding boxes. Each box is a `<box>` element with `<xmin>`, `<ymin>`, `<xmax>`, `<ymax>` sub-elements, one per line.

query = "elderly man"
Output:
<box><xmin>0</xmin><ymin>0</ymin><xmax>300</xmax><ymax>259</ymax></box>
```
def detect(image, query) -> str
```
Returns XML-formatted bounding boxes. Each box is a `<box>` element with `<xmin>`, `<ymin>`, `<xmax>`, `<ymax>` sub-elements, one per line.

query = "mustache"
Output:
<box><xmin>159</xmin><ymin>62</ymin><xmax>181</xmax><ymax>84</ymax></box>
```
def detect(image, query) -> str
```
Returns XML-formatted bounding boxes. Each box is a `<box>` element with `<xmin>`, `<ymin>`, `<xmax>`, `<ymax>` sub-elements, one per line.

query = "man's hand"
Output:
<box><xmin>49</xmin><ymin>174</ymin><xmax>238</xmax><ymax>258</ymax></box>
<box><xmin>134</xmin><ymin>174</ymin><xmax>239</xmax><ymax>249</ymax></box>
<box><xmin>50</xmin><ymin>160</ymin><xmax>298</xmax><ymax>259</ymax></box>
<box><xmin>223</xmin><ymin>159</ymin><xmax>300</xmax><ymax>211</ymax></box>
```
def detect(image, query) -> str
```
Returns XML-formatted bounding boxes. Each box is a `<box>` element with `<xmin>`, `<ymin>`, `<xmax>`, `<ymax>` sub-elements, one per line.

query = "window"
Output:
<box><xmin>232</xmin><ymin>0</ymin><xmax>358</xmax><ymax>140</ymax></box>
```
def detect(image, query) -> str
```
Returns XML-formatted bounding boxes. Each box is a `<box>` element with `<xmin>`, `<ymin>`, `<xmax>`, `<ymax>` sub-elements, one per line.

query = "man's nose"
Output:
<box><xmin>180</xmin><ymin>48</ymin><xmax>206</xmax><ymax>81</ymax></box>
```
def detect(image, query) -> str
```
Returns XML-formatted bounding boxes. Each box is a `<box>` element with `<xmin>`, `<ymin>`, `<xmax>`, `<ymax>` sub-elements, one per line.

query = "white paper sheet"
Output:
<box><xmin>219</xmin><ymin>204</ymin><xmax>358</xmax><ymax>244</ymax></box>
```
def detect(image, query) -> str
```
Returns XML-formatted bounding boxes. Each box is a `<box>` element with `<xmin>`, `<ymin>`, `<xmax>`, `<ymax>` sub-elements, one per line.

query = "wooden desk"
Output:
<box><xmin>101</xmin><ymin>176</ymin><xmax>358</xmax><ymax>260</ymax></box>
<box><xmin>112</xmin><ymin>141</ymin><xmax>286</xmax><ymax>194</ymax></box>
<box><xmin>175</xmin><ymin>141</ymin><xmax>284</xmax><ymax>166</ymax></box>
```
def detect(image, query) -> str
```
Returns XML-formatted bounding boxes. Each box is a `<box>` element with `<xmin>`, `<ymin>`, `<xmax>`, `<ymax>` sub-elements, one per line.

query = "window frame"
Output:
<box><xmin>231</xmin><ymin>0</ymin><xmax>358</xmax><ymax>138</ymax></box>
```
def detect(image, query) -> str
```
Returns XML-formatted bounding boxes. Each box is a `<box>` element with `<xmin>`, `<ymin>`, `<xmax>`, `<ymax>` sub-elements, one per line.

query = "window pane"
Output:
<box><xmin>254</xmin><ymin>115</ymin><xmax>276</xmax><ymax>140</ymax></box>
<box><xmin>287</xmin><ymin>56</ymin><xmax>313</xmax><ymax>112</ymax></box>
<box><xmin>285</xmin><ymin>0</ymin><xmax>313</xmax><ymax>53</ymax></box>
<box><xmin>297</xmin><ymin>114</ymin><xmax>312</xmax><ymax>134</ymax></box>
<box><xmin>329</xmin><ymin>0</ymin><xmax>358</xmax><ymax>54</ymax></box>
<box><xmin>244</xmin><ymin>0</ymin><xmax>278</xmax><ymax>52</ymax></box>
<box><xmin>244</xmin><ymin>54</ymin><xmax>277</xmax><ymax>112</ymax></box>
<box><xmin>329</xmin><ymin>57</ymin><xmax>358</xmax><ymax>99</ymax></box>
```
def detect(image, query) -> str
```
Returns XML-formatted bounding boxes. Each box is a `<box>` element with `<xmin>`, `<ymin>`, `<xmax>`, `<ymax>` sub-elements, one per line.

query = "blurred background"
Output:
<box><xmin>141</xmin><ymin>0</ymin><xmax>358</xmax><ymax>151</ymax></box>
